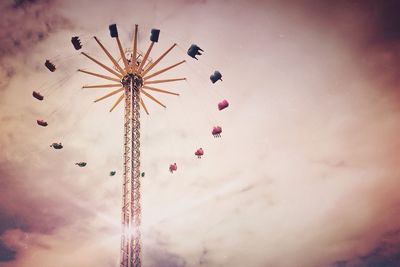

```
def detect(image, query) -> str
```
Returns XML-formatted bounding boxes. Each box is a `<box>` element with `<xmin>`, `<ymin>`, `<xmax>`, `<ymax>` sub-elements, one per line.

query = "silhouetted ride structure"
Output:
<box><xmin>78</xmin><ymin>24</ymin><xmax>185</xmax><ymax>267</ymax></box>
<box><xmin>32</xmin><ymin>21</ymin><xmax>228</xmax><ymax>267</ymax></box>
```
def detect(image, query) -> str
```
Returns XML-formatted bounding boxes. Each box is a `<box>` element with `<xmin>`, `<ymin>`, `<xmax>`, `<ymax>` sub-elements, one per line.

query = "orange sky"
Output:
<box><xmin>1</xmin><ymin>0</ymin><xmax>400</xmax><ymax>267</ymax></box>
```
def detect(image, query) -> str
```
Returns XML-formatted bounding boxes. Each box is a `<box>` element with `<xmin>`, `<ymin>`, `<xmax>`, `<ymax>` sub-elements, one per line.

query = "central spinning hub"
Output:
<box><xmin>122</xmin><ymin>73</ymin><xmax>143</xmax><ymax>90</ymax></box>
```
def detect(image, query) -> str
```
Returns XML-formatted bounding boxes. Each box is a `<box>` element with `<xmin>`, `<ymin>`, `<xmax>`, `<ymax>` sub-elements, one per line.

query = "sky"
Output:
<box><xmin>1</xmin><ymin>0</ymin><xmax>400</xmax><ymax>266</ymax></box>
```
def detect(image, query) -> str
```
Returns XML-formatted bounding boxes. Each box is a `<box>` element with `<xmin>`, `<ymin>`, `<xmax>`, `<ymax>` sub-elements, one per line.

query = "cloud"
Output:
<box><xmin>146</xmin><ymin>248</ymin><xmax>187</xmax><ymax>267</ymax></box>
<box><xmin>0</xmin><ymin>210</ymin><xmax>28</xmax><ymax>252</ymax></box>
<box><xmin>330</xmin><ymin>229</ymin><xmax>400</xmax><ymax>267</ymax></box>
<box><xmin>357</xmin><ymin>242</ymin><xmax>400</xmax><ymax>267</ymax></box>
<box><xmin>287</xmin><ymin>0</ymin><xmax>400</xmax><ymax>86</ymax></box>
<box><xmin>0</xmin><ymin>0</ymin><xmax>71</xmax><ymax>90</ymax></box>
<box><xmin>0</xmin><ymin>161</ymin><xmax>74</xmax><ymax>235</ymax></box>
<box><xmin>144</xmin><ymin>230</ymin><xmax>187</xmax><ymax>267</ymax></box>
<box><xmin>0</xmin><ymin>240</ymin><xmax>16</xmax><ymax>262</ymax></box>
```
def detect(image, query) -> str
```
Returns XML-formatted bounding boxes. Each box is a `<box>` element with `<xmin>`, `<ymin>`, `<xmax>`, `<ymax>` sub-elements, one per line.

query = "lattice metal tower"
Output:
<box><xmin>78</xmin><ymin>24</ymin><xmax>186</xmax><ymax>267</ymax></box>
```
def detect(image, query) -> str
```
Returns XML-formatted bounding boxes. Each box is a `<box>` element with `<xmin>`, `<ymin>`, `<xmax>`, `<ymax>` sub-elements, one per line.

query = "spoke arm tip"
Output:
<box><xmin>116</xmin><ymin>36</ymin><xmax>129</xmax><ymax>71</ymax></box>
<box><xmin>143</xmin><ymin>85</ymin><xmax>180</xmax><ymax>96</ymax></box>
<box><xmin>143</xmin><ymin>60</ymin><xmax>186</xmax><ymax>81</ymax></box>
<box><xmin>78</xmin><ymin>69</ymin><xmax>121</xmax><ymax>82</ymax></box>
<box><xmin>82</xmin><ymin>83</ymin><xmax>121</xmax><ymax>89</ymax></box>
<box><xmin>144</xmin><ymin>77</ymin><xmax>186</xmax><ymax>85</ymax></box>
<box><xmin>142</xmin><ymin>43</ymin><xmax>177</xmax><ymax>76</ymax></box>
<box><xmin>93</xmin><ymin>87</ymin><xmax>123</xmax><ymax>103</ymax></box>
<box><xmin>93</xmin><ymin>36</ymin><xmax>126</xmax><ymax>75</ymax></box>
<box><xmin>80</xmin><ymin>52</ymin><xmax>123</xmax><ymax>78</ymax></box>
<box><xmin>141</xmin><ymin>89</ymin><xmax>166</xmax><ymax>108</ymax></box>
<box><xmin>138</xmin><ymin>42</ymin><xmax>155</xmax><ymax>72</ymax></box>
<box><xmin>109</xmin><ymin>93</ymin><xmax>124</xmax><ymax>112</ymax></box>
<box><xmin>140</xmin><ymin>97</ymin><xmax>149</xmax><ymax>115</ymax></box>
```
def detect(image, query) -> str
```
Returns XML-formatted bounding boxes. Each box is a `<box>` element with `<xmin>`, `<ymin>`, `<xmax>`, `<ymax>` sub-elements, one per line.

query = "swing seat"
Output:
<box><xmin>169</xmin><ymin>163</ymin><xmax>177</xmax><ymax>172</ymax></box>
<box><xmin>195</xmin><ymin>148</ymin><xmax>204</xmax><ymax>157</ymax></box>
<box><xmin>218</xmin><ymin>99</ymin><xmax>229</xmax><ymax>110</ymax></box>
<box><xmin>37</xmin><ymin>120</ymin><xmax>48</xmax><ymax>127</ymax></box>
<box><xmin>50</xmin><ymin>143</ymin><xmax>63</xmax><ymax>149</ymax></box>
<box><xmin>33</xmin><ymin>91</ymin><xmax>44</xmax><ymax>101</ymax></box>
<box><xmin>45</xmin><ymin>60</ymin><xmax>56</xmax><ymax>72</ymax></box>
<box><xmin>212</xmin><ymin>126</ymin><xmax>222</xmax><ymax>136</ymax></box>
<box><xmin>210</xmin><ymin>71</ymin><xmax>222</xmax><ymax>83</ymax></box>
<box><xmin>150</xmin><ymin>29</ymin><xmax>160</xmax><ymax>42</ymax></box>
<box><xmin>71</xmin><ymin>36</ymin><xmax>82</xmax><ymax>50</ymax></box>
<box><xmin>187</xmin><ymin>44</ymin><xmax>203</xmax><ymax>60</ymax></box>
